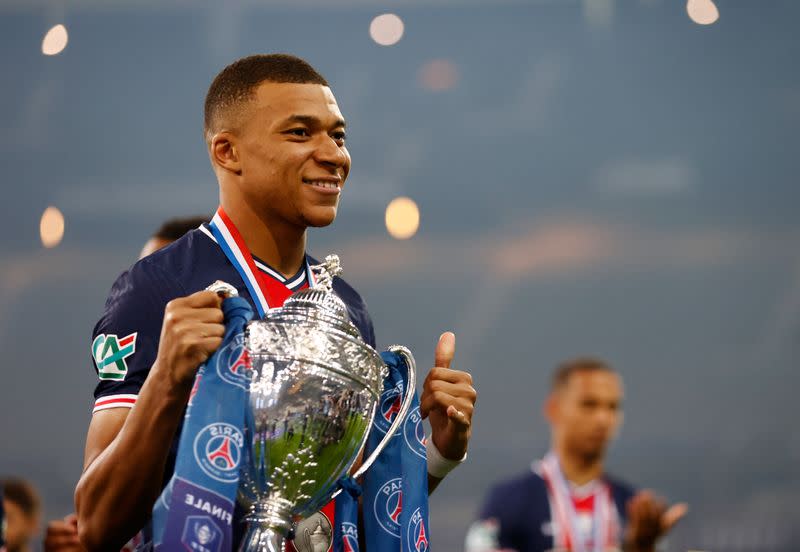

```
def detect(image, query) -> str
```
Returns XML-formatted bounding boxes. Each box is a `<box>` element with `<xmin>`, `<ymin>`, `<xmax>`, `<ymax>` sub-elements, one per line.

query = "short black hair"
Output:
<box><xmin>2</xmin><ymin>478</ymin><xmax>40</xmax><ymax>518</ymax></box>
<box><xmin>204</xmin><ymin>53</ymin><xmax>329</xmax><ymax>139</ymax></box>
<box><xmin>551</xmin><ymin>357</ymin><xmax>616</xmax><ymax>391</ymax></box>
<box><xmin>153</xmin><ymin>215</ymin><xmax>208</xmax><ymax>241</ymax></box>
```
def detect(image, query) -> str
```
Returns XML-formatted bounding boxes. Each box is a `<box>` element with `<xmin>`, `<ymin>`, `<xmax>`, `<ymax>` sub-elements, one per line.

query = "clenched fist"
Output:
<box><xmin>153</xmin><ymin>290</ymin><xmax>225</xmax><ymax>389</ymax></box>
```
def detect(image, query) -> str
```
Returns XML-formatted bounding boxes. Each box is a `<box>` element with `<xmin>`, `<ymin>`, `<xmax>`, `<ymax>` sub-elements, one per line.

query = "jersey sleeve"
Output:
<box><xmin>90</xmin><ymin>260</ymin><xmax>183</xmax><ymax>413</ymax></box>
<box><xmin>464</xmin><ymin>483</ymin><xmax>515</xmax><ymax>552</ymax></box>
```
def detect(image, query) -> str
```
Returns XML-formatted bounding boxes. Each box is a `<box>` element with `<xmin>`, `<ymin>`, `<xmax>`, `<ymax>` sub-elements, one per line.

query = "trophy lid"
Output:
<box><xmin>272</xmin><ymin>254</ymin><xmax>358</xmax><ymax>337</ymax></box>
<box><xmin>245</xmin><ymin>253</ymin><xmax>386</xmax><ymax>399</ymax></box>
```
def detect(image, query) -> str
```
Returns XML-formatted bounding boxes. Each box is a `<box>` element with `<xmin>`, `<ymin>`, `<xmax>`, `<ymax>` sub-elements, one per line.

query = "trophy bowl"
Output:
<box><xmin>225</xmin><ymin>256</ymin><xmax>415</xmax><ymax>552</ymax></box>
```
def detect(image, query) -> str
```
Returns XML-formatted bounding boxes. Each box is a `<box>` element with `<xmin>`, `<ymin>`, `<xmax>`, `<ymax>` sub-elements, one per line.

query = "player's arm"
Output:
<box><xmin>74</xmin><ymin>291</ymin><xmax>225</xmax><ymax>552</ymax></box>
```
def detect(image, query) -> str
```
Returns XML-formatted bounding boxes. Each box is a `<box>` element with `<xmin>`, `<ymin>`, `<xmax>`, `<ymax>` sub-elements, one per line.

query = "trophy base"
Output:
<box><xmin>239</xmin><ymin>525</ymin><xmax>286</xmax><ymax>552</ymax></box>
<box><xmin>238</xmin><ymin>504</ymin><xmax>293</xmax><ymax>552</ymax></box>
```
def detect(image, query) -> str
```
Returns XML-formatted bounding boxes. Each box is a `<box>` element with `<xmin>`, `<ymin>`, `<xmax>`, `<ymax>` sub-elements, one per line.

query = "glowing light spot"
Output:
<box><xmin>583</xmin><ymin>0</ymin><xmax>614</xmax><ymax>28</ymax></box>
<box><xmin>370</xmin><ymin>14</ymin><xmax>404</xmax><ymax>46</ymax></box>
<box><xmin>418</xmin><ymin>59</ymin><xmax>459</xmax><ymax>92</ymax></box>
<box><xmin>40</xmin><ymin>206</ymin><xmax>65</xmax><ymax>248</ymax></box>
<box><xmin>385</xmin><ymin>197</ymin><xmax>419</xmax><ymax>240</ymax></box>
<box><xmin>686</xmin><ymin>0</ymin><xmax>719</xmax><ymax>25</ymax></box>
<box><xmin>42</xmin><ymin>24</ymin><xmax>68</xmax><ymax>56</ymax></box>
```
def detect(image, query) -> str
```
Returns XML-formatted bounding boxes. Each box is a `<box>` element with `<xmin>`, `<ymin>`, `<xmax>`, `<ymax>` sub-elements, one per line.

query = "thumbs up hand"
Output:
<box><xmin>420</xmin><ymin>332</ymin><xmax>477</xmax><ymax>463</ymax></box>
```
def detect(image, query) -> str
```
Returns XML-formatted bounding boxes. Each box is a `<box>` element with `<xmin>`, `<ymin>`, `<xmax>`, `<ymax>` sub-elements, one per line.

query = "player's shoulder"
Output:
<box><xmin>483</xmin><ymin>469</ymin><xmax>547</xmax><ymax>512</ymax></box>
<box><xmin>489</xmin><ymin>469</ymin><xmax>547</xmax><ymax>496</ymax></box>
<box><xmin>110</xmin><ymin>228</ymin><xmax>218</xmax><ymax>299</ymax></box>
<box><xmin>137</xmin><ymin>227</ymin><xmax>219</xmax><ymax>288</ymax></box>
<box><xmin>332</xmin><ymin>273</ymin><xmax>367</xmax><ymax>311</ymax></box>
<box><xmin>98</xmin><ymin>228</ymin><xmax>220</xmax><ymax>331</ymax></box>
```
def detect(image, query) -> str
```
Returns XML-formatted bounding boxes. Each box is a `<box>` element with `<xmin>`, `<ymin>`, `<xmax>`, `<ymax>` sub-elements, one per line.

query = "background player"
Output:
<box><xmin>1</xmin><ymin>479</ymin><xmax>41</xmax><ymax>552</ymax></box>
<box><xmin>465</xmin><ymin>358</ymin><xmax>685</xmax><ymax>552</ymax></box>
<box><xmin>138</xmin><ymin>215</ymin><xmax>209</xmax><ymax>259</ymax></box>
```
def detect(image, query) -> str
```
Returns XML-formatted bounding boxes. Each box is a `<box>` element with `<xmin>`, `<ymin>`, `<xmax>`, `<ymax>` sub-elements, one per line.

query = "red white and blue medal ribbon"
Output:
<box><xmin>208</xmin><ymin>207</ymin><xmax>315</xmax><ymax>317</ymax></box>
<box><xmin>539</xmin><ymin>452</ymin><xmax>614</xmax><ymax>552</ymax></box>
<box><xmin>150</xmin><ymin>207</ymin><xmax>317</xmax><ymax>551</ymax></box>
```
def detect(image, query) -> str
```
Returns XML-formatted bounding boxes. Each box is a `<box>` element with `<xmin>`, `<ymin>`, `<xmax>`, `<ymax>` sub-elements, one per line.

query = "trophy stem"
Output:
<box><xmin>238</xmin><ymin>504</ymin><xmax>293</xmax><ymax>552</ymax></box>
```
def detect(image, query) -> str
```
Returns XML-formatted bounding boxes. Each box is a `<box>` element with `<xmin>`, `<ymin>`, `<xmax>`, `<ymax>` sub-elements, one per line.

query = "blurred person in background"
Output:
<box><xmin>42</xmin><ymin>215</ymin><xmax>206</xmax><ymax>552</ymax></box>
<box><xmin>465</xmin><ymin>358</ymin><xmax>686</xmax><ymax>552</ymax></box>
<box><xmin>43</xmin><ymin>515</ymin><xmax>80</xmax><ymax>552</ymax></box>
<box><xmin>138</xmin><ymin>215</ymin><xmax>209</xmax><ymax>259</ymax></box>
<box><xmin>1</xmin><ymin>486</ymin><xmax>5</xmax><ymax>551</ymax></box>
<box><xmin>1</xmin><ymin>479</ymin><xmax>41</xmax><ymax>552</ymax></box>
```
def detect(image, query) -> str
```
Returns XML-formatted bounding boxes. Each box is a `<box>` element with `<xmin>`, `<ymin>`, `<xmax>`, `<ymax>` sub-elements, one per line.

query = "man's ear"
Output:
<box><xmin>210</xmin><ymin>131</ymin><xmax>242</xmax><ymax>175</ymax></box>
<box><xmin>543</xmin><ymin>393</ymin><xmax>558</xmax><ymax>425</ymax></box>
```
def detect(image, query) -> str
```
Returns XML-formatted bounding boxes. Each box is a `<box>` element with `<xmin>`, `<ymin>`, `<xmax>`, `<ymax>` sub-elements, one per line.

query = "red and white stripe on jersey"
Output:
<box><xmin>254</xmin><ymin>258</ymin><xmax>308</xmax><ymax>290</ymax></box>
<box><xmin>538</xmin><ymin>453</ymin><xmax>617</xmax><ymax>551</ymax></box>
<box><xmin>93</xmin><ymin>394</ymin><xmax>137</xmax><ymax>413</ymax></box>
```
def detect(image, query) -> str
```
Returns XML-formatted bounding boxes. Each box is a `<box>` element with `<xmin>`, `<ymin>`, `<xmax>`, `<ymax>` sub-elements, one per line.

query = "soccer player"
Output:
<box><xmin>1</xmin><ymin>479</ymin><xmax>41</xmax><ymax>552</ymax></box>
<box><xmin>465</xmin><ymin>358</ymin><xmax>685</xmax><ymax>552</ymax></box>
<box><xmin>74</xmin><ymin>54</ymin><xmax>476</xmax><ymax>551</ymax></box>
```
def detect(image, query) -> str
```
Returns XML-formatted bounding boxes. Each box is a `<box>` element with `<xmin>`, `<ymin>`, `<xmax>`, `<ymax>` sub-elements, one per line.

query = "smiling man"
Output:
<box><xmin>74</xmin><ymin>54</ymin><xmax>476</xmax><ymax>551</ymax></box>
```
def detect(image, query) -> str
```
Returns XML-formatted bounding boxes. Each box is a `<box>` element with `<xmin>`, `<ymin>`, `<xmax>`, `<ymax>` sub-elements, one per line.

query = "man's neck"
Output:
<box><xmin>220</xmin><ymin>194</ymin><xmax>307</xmax><ymax>278</ymax></box>
<box><xmin>553</xmin><ymin>443</ymin><xmax>604</xmax><ymax>487</ymax></box>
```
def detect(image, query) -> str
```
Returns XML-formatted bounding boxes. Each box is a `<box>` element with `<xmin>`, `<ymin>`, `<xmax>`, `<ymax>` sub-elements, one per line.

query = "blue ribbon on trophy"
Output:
<box><xmin>151</xmin><ymin>296</ymin><xmax>254</xmax><ymax>551</ymax></box>
<box><xmin>335</xmin><ymin>350</ymin><xmax>430</xmax><ymax>552</ymax></box>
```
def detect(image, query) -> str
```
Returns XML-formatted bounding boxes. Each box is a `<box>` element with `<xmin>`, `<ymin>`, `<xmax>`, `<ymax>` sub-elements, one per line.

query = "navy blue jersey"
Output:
<box><xmin>466</xmin><ymin>468</ymin><xmax>635</xmax><ymax>552</ymax></box>
<box><xmin>91</xmin><ymin>224</ymin><xmax>375</xmax><ymax>413</ymax></box>
<box><xmin>89</xmin><ymin>224</ymin><xmax>376</xmax><ymax>510</ymax></box>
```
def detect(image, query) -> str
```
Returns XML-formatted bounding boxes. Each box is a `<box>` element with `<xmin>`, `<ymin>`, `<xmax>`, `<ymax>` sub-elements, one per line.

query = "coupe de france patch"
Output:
<box><xmin>92</xmin><ymin>332</ymin><xmax>137</xmax><ymax>380</ymax></box>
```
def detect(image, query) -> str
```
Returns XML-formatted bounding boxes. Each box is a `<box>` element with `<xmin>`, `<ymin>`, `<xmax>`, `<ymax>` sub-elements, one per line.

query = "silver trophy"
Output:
<box><xmin>209</xmin><ymin>255</ymin><xmax>416</xmax><ymax>552</ymax></box>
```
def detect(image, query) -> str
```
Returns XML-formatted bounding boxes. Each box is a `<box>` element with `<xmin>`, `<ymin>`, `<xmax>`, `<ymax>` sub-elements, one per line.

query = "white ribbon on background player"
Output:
<box><xmin>539</xmin><ymin>452</ymin><xmax>617</xmax><ymax>552</ymax></box>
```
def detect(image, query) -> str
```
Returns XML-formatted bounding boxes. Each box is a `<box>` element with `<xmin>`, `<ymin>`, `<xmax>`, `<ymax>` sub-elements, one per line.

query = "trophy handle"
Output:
<box><xmin>351</xmin><ymin>344</ymin><xmax>417</xmax><ymax>480</ymax></box>
<box><xmin>325</xmin><ymin>345</ymin><xmax>416</xmax><ymax>506</ymax></box>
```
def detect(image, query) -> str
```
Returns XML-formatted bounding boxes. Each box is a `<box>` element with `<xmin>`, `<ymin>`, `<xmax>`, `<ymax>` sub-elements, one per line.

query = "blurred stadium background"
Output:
<box><xmin>1</xmin><ymin>0</ymin><xmax>799</xmax><ymax>550</ymax></box>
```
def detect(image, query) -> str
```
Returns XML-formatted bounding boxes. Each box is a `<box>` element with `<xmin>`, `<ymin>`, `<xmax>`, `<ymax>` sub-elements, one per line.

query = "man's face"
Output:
<box><xmin>224</xmin><ymin>82</ymin><xmax>351</xmax><ymax>229</ymax></box>
<box><xmin>549</xmin><ymin>370</ymin><xmax>623</xmax><ymax>460</ymax></box>
<box><xmin>2</xmin><ymin>499</ymin><xmax>38</xmax><ymax>551</ymax></box>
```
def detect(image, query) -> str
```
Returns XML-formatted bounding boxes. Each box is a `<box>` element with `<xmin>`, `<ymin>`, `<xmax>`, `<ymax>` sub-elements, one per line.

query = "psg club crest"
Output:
<box><xmin>92</xmin><ymin>332</ymin><xmax>137</xmax><ymax>380</ymax></box>
<box><xmin>373</xmin><ymin>477</ymin><xmax>403</xmax><ymax>537</ymax></box>
<box><xmin>407</xmin><ymin>508</ymin><xmax>429</xmax><ymax>552</ymax></box>
<box><xmin>403</xmin><ymin>406</ymin><xmax>427</xmax><ymax>459</ymax></box>
<box><xmin>181</xmin><ymin>515</ymin><xmax>222</xmax><ymax>552</ymax></box>
<box><xmin>374</xmin><ymin>380</ymin><xmax>404</xmax><ymax>435</ymax></box>
<box><xmin>340</xmin><ymin>522</ymin><xmax>359</xmax><ymax>552</ymax></box>
<box><xmin>215</xmin><ymin>333</ymin><xmax>250</xmax><ymax>390</ymax></box>
<box><xmin>193</xmin><ymin>423</ymin><xmax>243</xmax><ymax>483</ymax></box>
